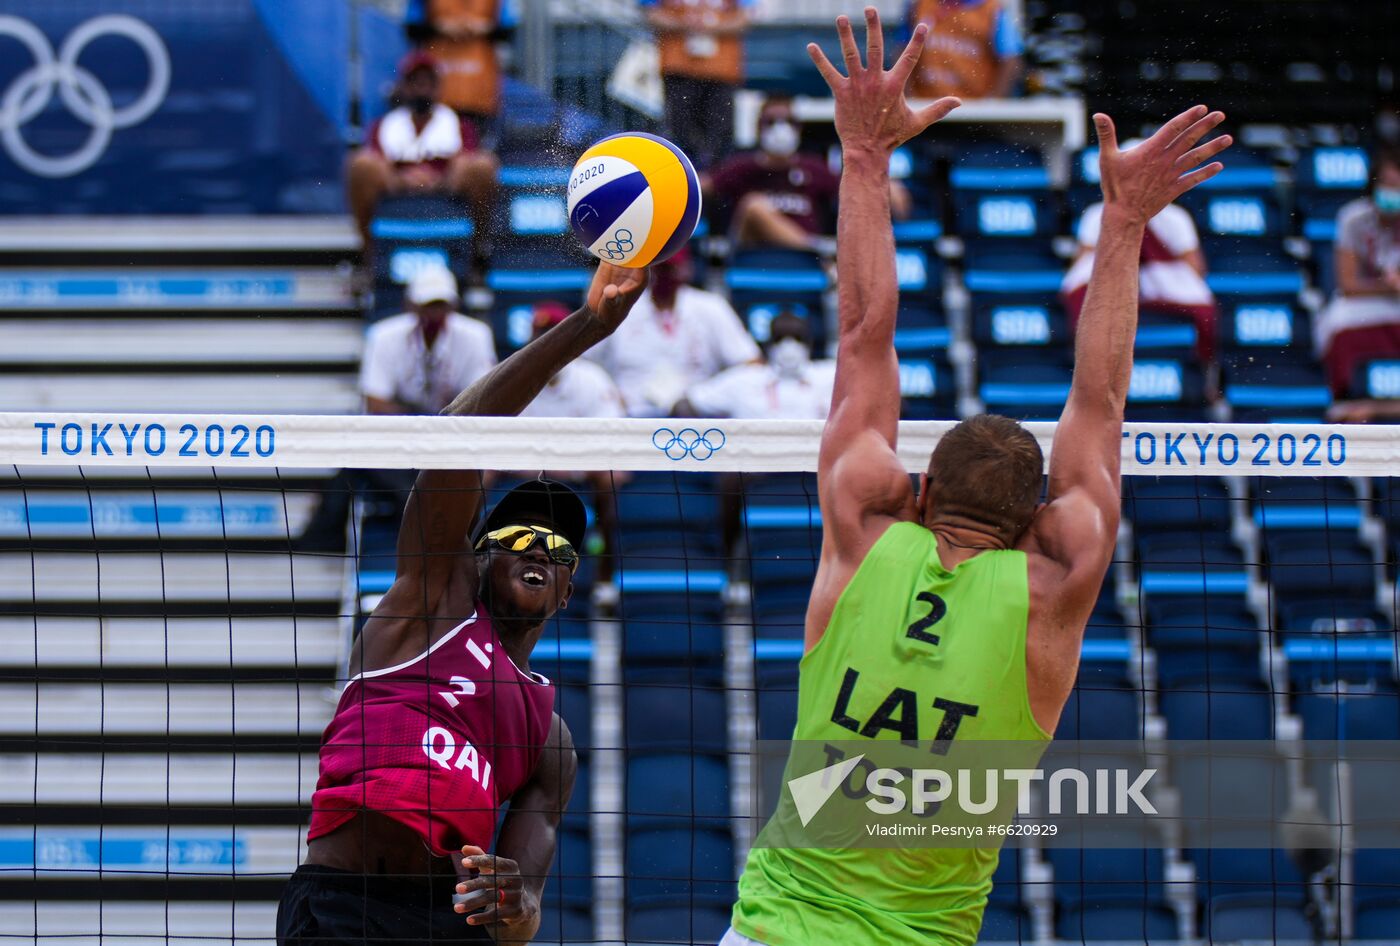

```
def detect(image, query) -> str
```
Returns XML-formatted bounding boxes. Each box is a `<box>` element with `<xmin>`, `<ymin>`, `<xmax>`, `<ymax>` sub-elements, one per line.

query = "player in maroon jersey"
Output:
<box><xmin>277</xmin><ymin>262</ymin><xmax>649</xmax><ymax>944</ymax></box>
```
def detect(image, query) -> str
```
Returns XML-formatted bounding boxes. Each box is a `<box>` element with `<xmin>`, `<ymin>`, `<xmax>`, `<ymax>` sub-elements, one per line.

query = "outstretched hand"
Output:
<box><xmin>1096</xmin><ymin>105</ymin><xmax>1233</xmax><ymax>225</ymax></box>
<box><xmin>807</xmin><ymin>6</ymin><xmax>960</xmax><ymax>156</ymax></box>
<box><xmin>586</xmin><ymin>261</ymin><xmax>649</xmax><ymax>332</ymax></box>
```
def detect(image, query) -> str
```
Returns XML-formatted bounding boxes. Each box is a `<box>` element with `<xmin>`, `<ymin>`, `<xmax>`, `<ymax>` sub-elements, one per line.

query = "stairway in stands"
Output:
<box><xmin>0</xmin><ymin>217</ymin><xmax>359</xmax><ymax>942</ymax></box>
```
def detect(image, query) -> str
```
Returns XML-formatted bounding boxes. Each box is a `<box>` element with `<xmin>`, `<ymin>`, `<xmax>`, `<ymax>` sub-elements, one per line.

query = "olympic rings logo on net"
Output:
<box><xmin>599</xmin><ymin>229</ymin><xmax>634</xmax><ymax>261</ymax></box>
<box><xmin>653</xmin><ymin>427</ymin><xmax>726</xmax><ymax>461</ymax></box>
<box><xmin>0</xmin><ymin>14</ymin><xmax>170</xmax><ymax>178</ymax></box>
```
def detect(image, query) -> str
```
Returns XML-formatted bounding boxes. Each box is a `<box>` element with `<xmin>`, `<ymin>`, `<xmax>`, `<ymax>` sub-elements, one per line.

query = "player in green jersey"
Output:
<box><xmin>725</xmin><ymin>8</ymin><xmax>1232</xmax><ymax>945</ymax></box>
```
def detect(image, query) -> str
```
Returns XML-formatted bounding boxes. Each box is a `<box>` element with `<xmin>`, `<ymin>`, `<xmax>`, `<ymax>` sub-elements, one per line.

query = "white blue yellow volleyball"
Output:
<box><xmin>566</xmin><ymin>132</ymin><xmax>702</xmax><ymax>268</ymax></box>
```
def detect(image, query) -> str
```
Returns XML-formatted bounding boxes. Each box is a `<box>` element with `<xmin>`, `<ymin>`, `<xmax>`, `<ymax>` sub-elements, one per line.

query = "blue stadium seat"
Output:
<box><xmin>624</xmin><ymin>617</ymin><xmax>725</xmax><ymax>662</ymax></box>
<box><xmin>1296</xmin><ymin>147</ymin><xmax>1369</xmax><ymax>291</ymax></box>
<box><xmin>624</xmin><ymin>670</ymin><xmax>728</xmax><ymax>752</ymax></box>
<box><xmin>1055</xmin><ymin>902</ymin><xmax>1179</xmax><ymax>942</ymax></box>
<box><xmin>369</xmin><ymin>193</ymin><xmax>475</xmax><ymax>321</ymax></box>
<box><xmin>615</xmin><ymin>472</ymin><xmax>724</xmax><ymax>565</ymax></box>
<box><xmin>950</xmin><ymin>147</ymin><xmax>1057</xmax><ymax>243</ymax></box>
<box><xmin>963</xmin><ymin>242</ymin><xmax>1065</xmax><ymax>303</ymax></box>
<box><xmin>625</xmin><ymin>902</ymin><xmax>734</xmax><ymax>945</ymax></box>
<box><xmin>1205</xmin><ymin>894</ymin><xmax>1313</xmax><ymax>940</ymax></box>
<box><xmin>1124</xmin><ymin>357</ymin><xmax>1207</xmax><ymax>422</ymax></box>
<box><xmin>1223</xmin><ymin>360</ymin><xmax>1331</xmax><ymax>422</ymax></box>
<box><xmin>1187</xmin><ymin>849</ymin><xmax>1308</xmax><ymax>904</ymax></box>
<box><xmin>1295</xmin><ymin>683</ymin><xmax>1400</xmax><ymax>740</ymax></box>
<box><xmin>1265</xmin><ymin>541</ymin><xmax>1377</xmax><ymax>605</ymax></box>
<box><xmin>1134</xmin><ymin>309</ymin><xmax>1200</xmax><ymax>358</ymax></box>
<box><xmin>487</xmin><ymin>245</ymin><xmax>590</xmax><ymax>355</ymax></box>
<box><xmin>1048</xmin><ymin>848</ymin><xmax>1166</xmax><ymax>908</ymax></box>
<box><xmin>1357</xmin><ymin>898</ymin><xmax>1400</xmax><ymax>940</ymax></box>
<box><xmin>893</xmin><ymin>300</ymin><xmax>952</xmax><ymax>358</ymax></box>
<box><xmin>1052</xmin><ymin>671</ymin><xmax>1142</xmax><ymax>738</ymax></box>
<box><xmin>555</xmin><ymin>679</ymin><xmax>594</xmax><ymax>751</ymax></box>
<box><xmin>1067</xmin><ymin>146</ymin><xmax>1104</xmax><ymax>217</ymax></box>
<box><xmin>972</xmin><ymin>298</ymin><xmax>1071</xmax><ymax>352</ymax></box>
<box><xmin>1161</xmin><ymin>679</ymin><xmax>1275</xmax><ymax>740</ymax></box>
<box><xmin>1349</xmin><ymin>356</ymin><xmax>1400</xmax><ymax>401</ymax></box>
<box><xmin>899</xmin><ymin>354</ymin><xmax>957</xmax><ymax>419</ymax></box>
<box><xmin>1218</xmin><ymin>297</ymin><xmax>1313</xmax><ymax>365</ymax></box>
<box><xmin>895</xmin><ymin>246</ymin><xmax>944</xmax><ymax>307</ymax></box>
<box><xmin>1355</xmin><ymin>851</ymin><xmax>1400</xmax><ymax>906</ymax></box>
<box><xmin>625</xmin><ymin>821</ymin><xmax>735</xmax><ymax>904</ymax></box>
<box><xmin>981</xmin><ymin>848</ymin><xmax>1032</xmax><ymax>939</ymax></box>
<box><xmin>1276</xmin><ymin>598</ymin><xmax>1390</xmax><ymax>635</ymax></box>
<box><xmin>627</xmin><ymin>753</ymin><xmax>730</xmax><ymax>818</ymax></box>
<box><xmin>1123</xmin><ymin>477</ymin><xmax>1234</xmax><ymax>535</ymax></box>
<box><xmin>537</xmin><ymin>818</ymin><xmax>593</xmax><ymax>942</ymax></box>
<box><xmin>979</xmin><ymin>361</ymin><xmax>1071</xmax><ymax>422</ymax></box>
<box><xmin>1137</xmin><ymin>535</ymin><xmax>1248</xmax><ymax>600</ymax></box>
<box><xmin>754</xmin><ymin>662</ymin><xmax>799</xmax><ymax>742</ymax></box>
<box><xmin>725</xmin><ymin>248</ymin><xmax>828</xmax><ymax>352</ymax></box>
<box><xmin>1145</xmin><ymin>600</ymin><xmax>1263</xmax><ymax>687</ymax></box>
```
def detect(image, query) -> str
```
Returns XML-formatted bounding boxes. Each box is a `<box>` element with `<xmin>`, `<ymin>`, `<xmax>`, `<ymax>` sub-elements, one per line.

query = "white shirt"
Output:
<box><xmin>685</xmin><ymin>360</ymin><xmax>836</xmax><ymax>420</ymax></box>
<box><xmin>521</xmin><ymin>360</ymin><xmax>627</xmax><ymax>418</ymax></box>
<box><xmin>360</xmin><ymin>312</ymin><xmax>497</xmax><ymax>414</ymax></box>
<box><xmin>1062</xmin><ymin>202</ymin><xmax>1213</xmax><ymax>306</ymax></box>
<box><xmin>374</xmin><ymin>104</ymin><xmax>465</xmax><ymax>164</ymax></box>
<box><xmin>586</xmin><ymin>285</ymin><xmax>762</xmax><ymax>416</ymax></box>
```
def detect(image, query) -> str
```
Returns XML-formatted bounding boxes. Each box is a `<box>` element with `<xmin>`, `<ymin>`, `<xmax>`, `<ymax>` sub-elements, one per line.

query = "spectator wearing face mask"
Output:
<box><xmin>708</xmin><ymin>95</ymin><xmax>911</xmax><ymax>252</ymax></box>
<box><xmin>346</xmin><ymin>51</ymin><xmax>499</xmax><ymax>254</ymax></box>
<box><xmin>586</xmin><ymin>248</ymin><xmax>761</xmax><ymax>416</ymax></box>
<box><xmin>674</xmin><ymin>312</ymin><xmax>835</xmax><ymax>420</ymax></box>
<box><xmin>641</xmin><ymin>0</ymin><xmax>755</xmax><ymax>171</ymax></box>
<box><xmin>1317</xmin><ymin>146</ymin><xmax>1400</xmax><ymax>395</ymax></box>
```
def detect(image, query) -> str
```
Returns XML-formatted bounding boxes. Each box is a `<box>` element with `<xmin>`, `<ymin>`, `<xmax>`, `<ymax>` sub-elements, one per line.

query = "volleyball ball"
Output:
<box><xmin>566</xmin><ymin>132</ymin><xmax>702</xmax><ymax>269</ymax></box>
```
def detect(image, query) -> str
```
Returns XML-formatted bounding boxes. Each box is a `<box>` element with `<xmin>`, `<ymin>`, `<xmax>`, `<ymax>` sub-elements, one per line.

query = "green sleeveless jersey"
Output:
<box><xmin>732</xmin><ymin>521</ymin><xmax>1051</xmax><ymax>946</ymax></box>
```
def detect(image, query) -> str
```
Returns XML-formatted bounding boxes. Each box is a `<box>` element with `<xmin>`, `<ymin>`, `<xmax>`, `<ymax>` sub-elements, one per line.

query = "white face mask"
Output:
<box><xmin>759</xmin><ymin>120</ymin><xmax>799</xmax><ymax>158</ymax></box>
<box><xmin>769</xmin><ymin>337</ymin><xmax>810</xmax><ymax>379</ymax></box>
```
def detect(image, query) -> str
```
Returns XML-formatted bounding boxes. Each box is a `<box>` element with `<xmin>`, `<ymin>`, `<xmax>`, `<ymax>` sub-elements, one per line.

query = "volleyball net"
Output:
<box><xmin>2</xmin><ymin>411</ymin><xmax>1398</xmax><ymax>945</ymax></box>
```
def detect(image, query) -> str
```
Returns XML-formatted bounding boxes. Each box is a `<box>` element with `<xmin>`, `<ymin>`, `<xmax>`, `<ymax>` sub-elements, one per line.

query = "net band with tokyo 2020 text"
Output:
<box><xmin>0</xmin><ymin>413</ymin><xmax>1382</xmax><ymax>477</ymax></box>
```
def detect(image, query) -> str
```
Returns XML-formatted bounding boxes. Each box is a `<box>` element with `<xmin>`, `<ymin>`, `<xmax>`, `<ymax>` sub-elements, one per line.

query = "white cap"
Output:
<box><xmin>405</xmin><ymin>265</ymin><xmax>458</xmax><ymax>306</ymax></box>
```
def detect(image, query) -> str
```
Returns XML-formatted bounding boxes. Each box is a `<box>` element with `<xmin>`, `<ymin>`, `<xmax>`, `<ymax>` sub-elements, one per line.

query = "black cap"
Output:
<box><xmin>478</xmin><ymin>479</ymin><xmax>588</xmax><ymax>551</ymax></box>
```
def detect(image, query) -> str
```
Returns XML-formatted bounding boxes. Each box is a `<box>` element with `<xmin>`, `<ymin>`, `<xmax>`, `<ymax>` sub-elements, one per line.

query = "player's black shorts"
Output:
<box><xmin>277</xmin><ymin>864</ymin><xmax>492</xmax><ymax>945</ymax></box>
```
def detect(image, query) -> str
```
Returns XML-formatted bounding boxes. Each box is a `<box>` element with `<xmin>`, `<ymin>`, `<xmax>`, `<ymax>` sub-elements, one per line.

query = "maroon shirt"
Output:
<box><xmin>710</xmin><ymin>152</ymin><xmax>840</xmax><ymax>235</ymax></box>
<box><xmin>308</xmin><ymin>606</ymin><xmax>555</xmax><ymax>856</ymax></box>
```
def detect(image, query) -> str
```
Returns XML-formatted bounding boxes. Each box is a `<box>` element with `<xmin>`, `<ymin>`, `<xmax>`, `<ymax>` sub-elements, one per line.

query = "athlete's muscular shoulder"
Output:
<box><xmin>1018</xmin><ymin>493</ymin><xmax>1117</xmax><ymax>732</ymax></box>
<box><xmin>351</xmin><ymin>557</ymin><xmax>480</xmax><ymax>677</ymax></box>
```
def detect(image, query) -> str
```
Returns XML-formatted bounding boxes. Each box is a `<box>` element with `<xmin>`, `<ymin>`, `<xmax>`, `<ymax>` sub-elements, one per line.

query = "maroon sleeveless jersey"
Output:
<box><xmin>308</xmin><ymin>606</ymin><xmax>556</xmax><ymax>856</ymax></box>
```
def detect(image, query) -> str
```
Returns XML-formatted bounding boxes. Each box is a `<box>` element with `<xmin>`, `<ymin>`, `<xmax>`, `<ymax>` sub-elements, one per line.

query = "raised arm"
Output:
<box><xmin>390</xmin><ymin>265</ymin><xmax>648</xmax><ymax>611</ymax></box>
<box><xmin>809</xmin><ymin>10</ymin><xmax>959</xmax><ymax>531</ymax></box>
<box><xmin>803</xmin><ymin>8</ymin><xmax>958</xmax><ymax>646</ymax></box>
<box><xmin>1025</xmin><ymin>107</ymin><xmax>1231</xmax><ymax>585</ymax></box>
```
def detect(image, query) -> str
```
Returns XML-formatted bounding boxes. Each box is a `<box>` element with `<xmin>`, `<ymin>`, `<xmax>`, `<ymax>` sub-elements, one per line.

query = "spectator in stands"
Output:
<box><xmin>709</xmin><ymin>95</ymin><xmax>910</xmax><ymax>252</ymax></box>
<box><xmin>674</xmin><ymin>312</ymin><xmax>835</xmax><ymax>420</ymax></box>
<box><xmin>1316</xmin><ymin>146</ymin><xmax>1400</xmax><ymax>395</ymax></box>
<box><xmin>410</xmin><ymin>0</ymin><xmax>513</xmax><ymax>137</ymax></box>
<box><xmin>346</xmin><ymin>51</ymin><xmax>498</xmax><ymax>254</ymax></box>
<box><xmin>905</xmin><ymin>0</ymin><xmax>1024</xmax><ymax>100</ymax></box>
<box><xmin>642</xmin><ymin>0</ymin><xmax>755</xmax><ymax>171</ymax></box>
<box><xmin>521</xmin><ymin>301</ymin><xmax>627</xmax><ymax>583</ymax></box>
<box><xmin>361</xmin><ymin>264</ymin><xmax>497</xmax><ymax>416</ymax></box>
<box><xmin>1062</xmin><ymin>171</ymin><xmax>1218</xmax><ymax>363</ymax></box>
<box><xmin>586</xmin><ymin>248</ymin><xmax>761</xmax><ymax>416</ymax></box>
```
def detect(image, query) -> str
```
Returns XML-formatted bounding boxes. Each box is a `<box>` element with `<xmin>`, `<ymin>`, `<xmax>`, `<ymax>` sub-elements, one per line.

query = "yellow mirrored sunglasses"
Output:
<box><xmin>475</xmin><ymin>524</ymin><xmax>579</xmax><ymax>571</ymax></box>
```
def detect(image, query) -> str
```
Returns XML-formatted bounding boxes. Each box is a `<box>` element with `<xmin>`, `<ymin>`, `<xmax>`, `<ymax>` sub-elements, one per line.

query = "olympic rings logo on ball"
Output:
<box><xmin>0</xmin><ymin>14</ymin><xmax>170</xmax><ymax>178</ymax></box>
<box><xmin>653</xmin><ymin>427</ymin><xmax>726</xmax><ymax>461</ymax></box>
<box><xmin>599</xmin><ymin>228</ymin><xmax>635</xmax><ymax>261</ymax></box>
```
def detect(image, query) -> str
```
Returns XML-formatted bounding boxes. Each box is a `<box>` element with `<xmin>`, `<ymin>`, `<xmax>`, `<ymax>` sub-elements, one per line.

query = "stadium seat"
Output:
<box><xmin>1056</xmin><ymin>662</ymin><xmax>1143</xmax><ymax>740</ymax></box>
<box><xmin>1349</xmin><ymin>356</ymin><xmax>1400</xmax><ymax>401</ymax></box>
<box><xmin>625</xmin><ymin>821</ymin><xmax>735</xmax><ymax>904</ymax></box>
<box><xmin>1295</xmin><ymin>683</ymin><xmax>1400</xmax><ymax>740</ymax></box>
<box><xmin>1145</xmin><ymin>600</ymin><xmax>1263</xmax><ymax>687</ymax></box>
<box><xmin>1355</xmin><ymin>851</ymin><xmax>1400</xmax><ymax>906</ymax></box>
<box><xmin>978</xmin><ymin>361</ymin><xmax>1071</xmax><ymax>422</ymax></box>
<box><xmin>615</xmin><ymin>472</ymin><xmax>724</xmax><ymax>565</ymax></box>
<box><xmin>1048</xmin><ymin>848</ymin><xmax>1166</xmax><ymax>909</ymax></box>
<box><xmin>1136</xmin><ymin>535</ymin><xmax>1248</xmax><ymax>600</ymax></box>
<box><xmin>1055</xmin><ymin>902</ymin><xmax>1179</xmax><ymax>942</ymax></box>
<box><xmin>1161</xmin><ymin>678</ymin><xmax>1275</xmax><ymax>740</ymax></box>
<box><xmin>1357</xmin><ymin>898</ymin><xmax>1400</xmax><ymax>940</ymax></box>
<box><xmin>1123</xmin><ymin>476</ymin><xmax>1234</xmax><ymax>536</ymax></box>
<box><xmin>972</xmin><ymin>298</ymin><xmax>1071</xmax><ymax>353</ymax></box>
<box><xmin>368</xmin><ymin>193</ymin><xmax>474</xmax><ymax>321</ymax></box>
<box><xmin>1218</xmin><ymin>297</ymin><xmax>1313</xmax><ymax>366</ymax></box>
<box><xmin>892</xmin><ymin>299</ymin><xmax>952</xmax><ymax>358</ymax></box>
<box><xmin>1205</xmin><ymin>894</ymin><xmax>1314</xmax><ymax>940</ymax></box>
<box><xmin>537</xmin><ymin>818</ymin><xmax>594</xmax><ymax>942</ymax></box>
<box><xmin>1124</xmin><ymin>357</ymin><xmax>1207</xmax><ymax>422</ymax></box>
<box><xmin>1295</xmin><ymin>146</ymin><xmax>1369</xmax><ymax>295</ymax></box>
<box><xmin>725</xmin><ymin>248</ymin><xmax>829</xmax><ymax>352</ymax></box>
<box><xmin>487</xmin><ymin>244</ymin><xmax>591</xmax><ymax>356</ymax></box>
<box><xmin>624</xmin><ymin>669</ymin><xmax>728</xmax><ymax>753</ymax></box>
<box><xmin>1187</xmin><ymin>849</ymin><xmax>1308</xmax><ymax>904</ymax></box>
<box><xmin>754</xmin><ymin>662</ymin><xmax>799</xmax><ymax>742</ymax></box>
<box><xmin>898</xmin><ymin>354</ymin><xmax>957</xmax><ymax>419</ymax></box>
<box><xmin>626</xmin><ymin>753</ymin><xmax>730</xmax><ymax>819</ymax></box>
<box><xmin>1222</xmin><ymin>359</ymin><xmax>1331</xmax><ymax>422</ymax></box>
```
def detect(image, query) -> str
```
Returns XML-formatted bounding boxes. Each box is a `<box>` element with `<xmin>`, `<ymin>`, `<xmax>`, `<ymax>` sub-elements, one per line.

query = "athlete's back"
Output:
<box><xmin>734</xmin><ymin>522</ymin><xmax>1048</xmax><ymax>944</ymax></box>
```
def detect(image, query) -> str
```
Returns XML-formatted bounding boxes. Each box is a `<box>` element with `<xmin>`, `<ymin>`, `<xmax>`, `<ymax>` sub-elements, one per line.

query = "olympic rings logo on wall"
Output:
<box><xmin>0</xmin><ymin>14</ymin><xmax>170</xmax><ymax>178</ymax></box>
<box><xmin>653</xmin><ymin>427</ymin><xmax>726</xmax><ymax>461</ymax></box>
